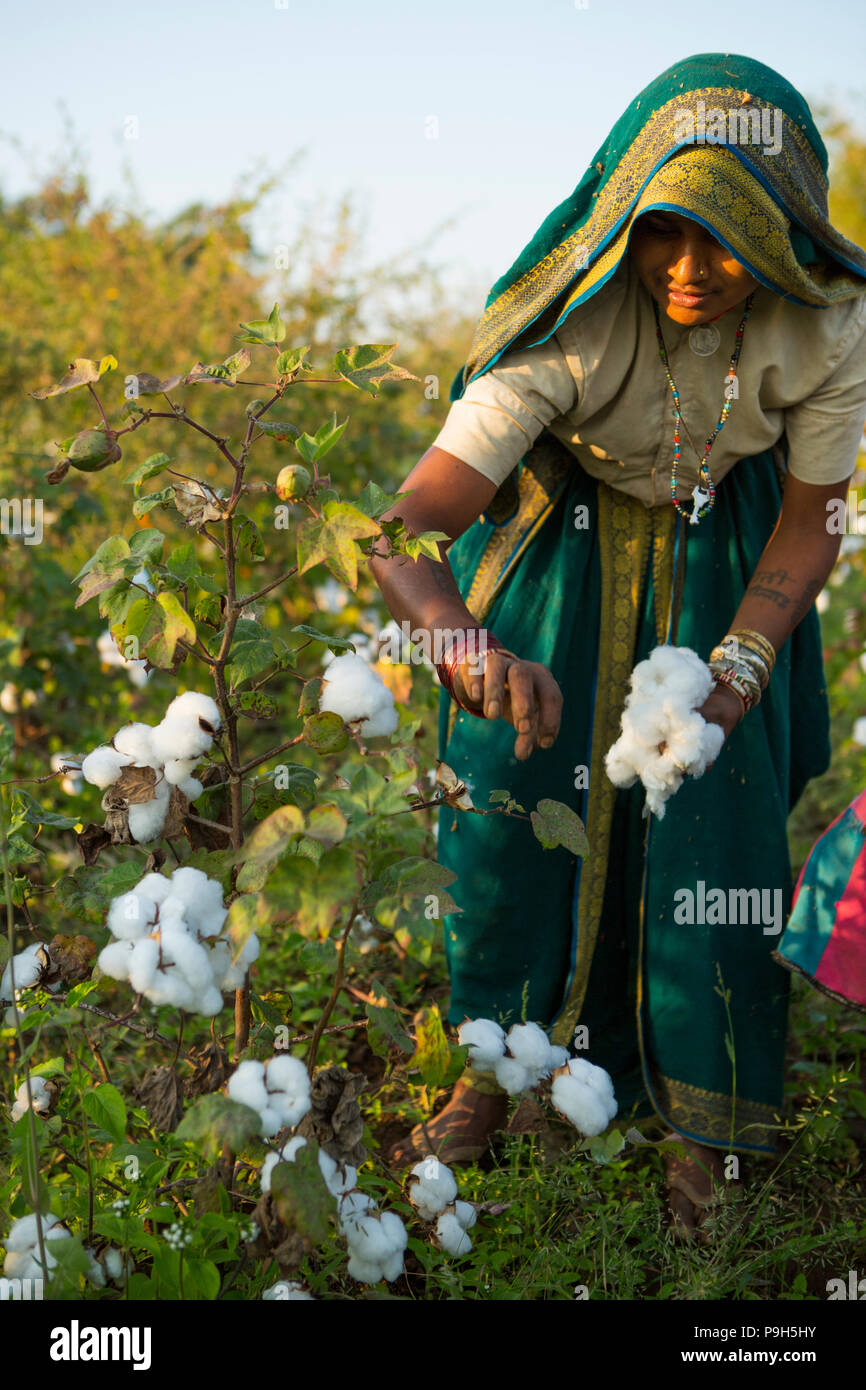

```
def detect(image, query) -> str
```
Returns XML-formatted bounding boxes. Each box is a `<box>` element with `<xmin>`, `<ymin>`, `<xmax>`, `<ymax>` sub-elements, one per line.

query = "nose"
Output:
<box><xmin>670</xmin><ymin>238</ymin><xmax>710</xmax><ymax>287</ymax></box>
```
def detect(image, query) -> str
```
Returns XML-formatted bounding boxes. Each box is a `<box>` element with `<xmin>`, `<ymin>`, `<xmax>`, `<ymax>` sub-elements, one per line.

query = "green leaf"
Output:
<box><xmin>584</xmin><ymin>1128</ymin><xmax>626</xmax><ymax>1165</ymax></box>
<box><xmin>237</xmin><ymin>302</ymin><xmax>285</xmax><ymax>346</ymax></box>
<box><xmin>296</xmin><ymin>502</ymin><xmax>381</xmax><ymax>590</ymax></box>
<box><xmin>153</xmin><ymin>591</ymin><xmax>196</xmax><ymax>665</ymax></box>
<box><xmin>270</xmin><ymin>1141</ymin><xmax>336</xmax><ymax>1243</ymax></box>
<box><xmin>290</xmin><ymin>624</ymin><xmax>356</xmax><ymax>652</ymax></box>
<box><xmin>133</xmin><ymin>487</ymin><xmax>176</xmax><ymax>518</ymax></box>
<box><xmin>530</xmin><ymin>798</ymin><xmax>589</xmax><ymax>857</ymax></box>
<box><xmin>123</xmin><ymin>453</ymin><xmax>172</xmax><ymax>489</ymax></box>
<box><xmin>235</xmin><ymin>690</ymin><xmax>277</xmax><ymax>720</ymax></box>
<box><xmin>332</xmin><ymin>344</ymin><xmax>419</xmax><ymax>396</ymax></box>
<box><xmin>184</xmin><ymin>347</ymin><xmax>252</xmax><ymax>386</ymax></box>
<box><xmin>12</xmin><ymin>788</ymin><xmax>79</xmax><ymax>830</ymax></box>
<box><xmin>366</xmin><ymin>997</ymin><xmax>414</xmax><ymax>1055</ymax></box>
<box><xmin>176</xmin><ymin>1094</ymin><xmax>263</xmax><ymax>1156</ymax></box>
<box><xmin>294</xmin><ymin>412</ymin><xmax>348</xmax><ymax>465</ymax></box>
<box><xmin>305</xmin><ymin>802</ymin><xmax>347</xmax><ymax>849</ymax></box>
<box><xmin>235</xmin><ymin>516</ymin><xmax>265</xmax><ymax>563</ymax></box>
<box><xmin>129</xmin><ymin>529</ymin><xmax>166</xmax><ymax>564</ymax></box>
<box><xmin>242</xmin><ymin>805</ymin><xmax>305</xmax><ymax>866</ymax></box>
<box><xmin>183</xmin><ymin>1255</ymin><xmax>221</xmax><ymax>1301</ymax></box>
<box><xmin>410</xmin><ymin>1004</ymin><xmax>451</xmax><ymax>1088</ymax></box>
<box><xmin>83</xmin><ymin>1083</ymin><xmax>127</xmax><ymax>1143</ymax></box>
<box><xmin>275</xmin><ymin>345</ymin><xmax>312</xmax><ymax>377</ymax></box>
<box><xmin>355</xmin><ymin>481</ymin><xmax>406</xmax><ymax>519</ymax></box>
<box><xmin>226</xmin><ymin>619</ymin><xmax>277</xmax><ymax>688</ymax></box>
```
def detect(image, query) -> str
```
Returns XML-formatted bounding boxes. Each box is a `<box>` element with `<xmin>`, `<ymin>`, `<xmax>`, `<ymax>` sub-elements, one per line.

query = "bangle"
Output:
<box><xmin>711</xmin><ymin>669</ymin><xmax>753</xmax><ymax>714</ymax></box>
<box><xmin>436</xmin><ymin>632</ymin><xmax>518</xmax><ymax>719</ymax></box>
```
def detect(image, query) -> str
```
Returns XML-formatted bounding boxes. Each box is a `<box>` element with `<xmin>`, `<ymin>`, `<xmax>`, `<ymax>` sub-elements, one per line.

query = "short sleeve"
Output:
<box><xmin>431</xmin><ymin>332</ymin><xmax>579</xmax><ymax>487</ymax></box>
<box><xmin>785</xmin><ymin>296</ymin><xmax>866</xmax><ymax>486</ymax></box>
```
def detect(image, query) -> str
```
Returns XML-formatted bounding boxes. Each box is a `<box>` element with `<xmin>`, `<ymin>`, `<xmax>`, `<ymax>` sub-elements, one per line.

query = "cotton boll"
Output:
<box><xmin>347</xmin><ymin>1253</ymin><xmax>386</xmax><ymax>1284</ymax></box>
<box><xmin>151</xmin><ymin>718</ymin><xmax>212</xmax><ymax>763</ymax></box>
<box><xmin>97</xmin><ymin>939</ymin><xmax>135</xmax><ymax>981</ymax></box>
<box><xmin>103</xmin><ymin>1247</ymin><xmax>127</xmax><ymax>1282</ymax></box>
<box><xmin>112</xmin><ymin>723</ymin><xmax>157</xmax><ymax>766</ymax></box>
<box><xmin>546</xmin><ymin>1045</ymin><xmax>570</xmax><ymax>1073</ymax></box>
<box><xmin>169</xmin><ymin>868</ymin><xmax>227</xmax><ymax>937</ymax></box>
<box><xmin>164</xmin><ymin>691</ymin><xmax>221</xmax><ymax>732</ymax></box>
<box><xmin>550</xmin><ymin>1074</ymin><xmax>610</xmax><ymax>1135</ymax></box>
<box><xmin>177</xmin><ymin>776</ymin><xmax>204</xmax><ymax>803</ymax></box>
<box><xmin>81</xmin><ymin>745</ymin><xmax>132</xmax><ymax>788</ymax></box>
<box><xmin>1</xmin><ymin>943</ymin><xmax>45</xmax><ymax>998</ymax></box>
<box><xmin>361</xmin><ymin>703</ymin><xmax>399</xmax><ymax>737</ymax></box>
<box><xmin>128</xmin><ymin>798</ymin><xmax>169</xmax><ymax>844</ymax></box>
<box><xmin>380</xmin><ymin>1249</ymin><xmax>405</xmax><ymax>1283</ymax></box>
<box><xmin>108</xmin><ymin>891</ymin><xmax>157</xmax><ymax>940</ymax></box>
<box><xmin>344</xmin><ymin>1213</ymin><xmax>393</xmax><ymax>1263</ymax></box>
<box><xmin>131</xmin><ymin>873</ymin><xmax>172</xmax><ymax>905</ymax></box>
<box><xmin>127</xmin><ymin>937</ymin><xmax>161</xmax><ymax>994</ymax></box>
<box><xmin>163</xmin><ymin>757</ymin><xmax>199</xmax><ymax>785</ymax></box>
<box><xmin>453</xmin><ymin>1200</ymin><xmax>477</xmax><ymax>1231</ymax></box>
<box><xmin>227</xmin><ymin>1059</ymin><xmax>269</xmax><ymax>1114</ymax></box>
<box><xmin>161</xmin><ymin>932</ymin><xmax>213</xmax><ymax>994</ymax></box>
<box><xmin>435</xmin><ymin>1211</ymin><xmax>472</xmax><ymax>1256</ymax></box>
<box><xmin>409</xmin><ymin>1156</ymin><xmax>458</xmax><ymax>1217</ymax></box>
<box><xmin>147</xmin><ymin>969</ymin><xmax>196</xmax><ymax>1011</ymax></box>
<box><xmin>4</xmin><ymin>1212</ymin><xmax>42</xmax><ymax>1253</ymax></box>
<box><xmin>262</xmin><ymin>1280</ymin><xmax>315</xmax><ymax>1300</ymax></box>
<box><xmin>338</xmin><ymin>1190</ymin><xmax>376</xmax><ymax>1232</ymax></box>
<box><xmin>493</xmin><ymin>1055</ymin><xmax>533</xmax><ymax>1094</ymax></box>
<box><xmin>565</xmin><ymin>1058</ymin><xmax>617</xmax><ymax>1120</ymax></box>
<box><xmin>457</xmin><ymin>1018</ymin><xmax>506</xmax><ymax>1071</ymax></box>
<box><xmin>505</xmin><ymin>1022</ymin><xmax>553</xmax><ymax>1074</ymax></box>
<box><xmin>265</xmin><ymin>1054</ymin><xmax>311</xmax><ymax>1129</ymax></box>
<box><xmin>625</xmin><ymin>698</ymin><xmax>670</xmax><ymax>746</ymax></box>
<box><xmin>318</xmin><ymin>1151</ymin><xmax>357</xmax><ymax>1198</ymax></box>
<box><xmin>261</xmin><ymin>1136</ymin><xmax>309</xmax><ymax>1193</ymax></box>
<box><xmin>10</xmin><ymin>1076</ymin><xmax>51</xmax><ymax>1122</ymax></box>
<box><xmin>685</xmin><ymin>722</ymin><xmax>725</xmax><ymax>777</ymax></box>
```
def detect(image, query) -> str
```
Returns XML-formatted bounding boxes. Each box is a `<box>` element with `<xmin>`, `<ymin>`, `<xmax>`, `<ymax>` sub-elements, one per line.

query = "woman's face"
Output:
<box><xmin>629</xmin><ymin>210</ymin><xmax>759</xmax><ymax>325</ymax></box>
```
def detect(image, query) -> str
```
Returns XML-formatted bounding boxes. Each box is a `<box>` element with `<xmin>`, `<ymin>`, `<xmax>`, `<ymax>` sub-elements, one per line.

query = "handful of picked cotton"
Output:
<box><xmin>604</xmin><ymin>645</ymin><xmax>726</xmax><ymax>819</ymax></box>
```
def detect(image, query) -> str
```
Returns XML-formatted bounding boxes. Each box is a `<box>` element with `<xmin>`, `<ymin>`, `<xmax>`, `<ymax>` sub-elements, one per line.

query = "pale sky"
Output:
<box><xmin>3</xmin><ymin>0</ymin><xmax>864</xmax><ymax>326</ymax></box>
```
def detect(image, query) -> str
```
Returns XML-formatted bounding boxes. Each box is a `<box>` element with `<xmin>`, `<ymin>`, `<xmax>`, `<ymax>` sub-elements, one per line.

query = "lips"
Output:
<box><xmin>666</xmin><ymin>287</ymin><xmax>714</xmax><ymax>307</ymax></box>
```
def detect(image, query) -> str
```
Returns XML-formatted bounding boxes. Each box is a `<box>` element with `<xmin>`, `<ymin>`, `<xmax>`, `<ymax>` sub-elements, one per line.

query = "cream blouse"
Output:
<box><xmin>433</xmin><ymin>256</ymin><xmax>866</xmax><ymax>508</ymax></box>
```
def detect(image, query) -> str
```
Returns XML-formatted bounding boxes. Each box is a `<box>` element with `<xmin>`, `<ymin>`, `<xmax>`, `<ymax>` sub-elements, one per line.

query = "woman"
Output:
<box><xmin>369</xmin><ymin>52</ymin><xmax>866</xmax><ymax>1232</ymax></box>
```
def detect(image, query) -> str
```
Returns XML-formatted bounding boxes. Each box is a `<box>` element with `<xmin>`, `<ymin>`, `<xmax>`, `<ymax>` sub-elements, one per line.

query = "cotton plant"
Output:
<box><xmin>318</xmin><ymin>650</ymin><xmax>399</xmax><ymax>738</ymax></box>
<box><xmin>1</xmin><ymin>942</ymin><xmax>58</xmax><ymax>1025</ymax></box>
<box><xmin>408</xmin><ymin>1155</ymin><xmax>478</xmax><ymax>1257</ymax></box>
<box><xmin>78</xmin><ymin>690</ymin><xmax>221</xmax><ymax>843</ymax></box>
<box><xmin>227</xmin><ymin>1055</ymin><xmax>312</xmax><ymax>1138</ymax></box>
<box><xmin>604</xmin><ymin>644</ymin><xmax>726</xmax><ymax>819</ymax></box>
<box><xmin>97</xmin><ymin>865</ymin><xmax>258</xmax><ymax>1017</ymax></box>
<box><xmin>259</xmin><ymin>1135</ymin><xmax>408</xmax><ymax>1285</ymax></box>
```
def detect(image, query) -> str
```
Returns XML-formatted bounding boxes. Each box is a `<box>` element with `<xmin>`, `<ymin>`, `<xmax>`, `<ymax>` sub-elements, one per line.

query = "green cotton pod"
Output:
<box><xmin>276</xmin><ymin>463</ymin><xmax>312</xmax><ymax>501</ymax></box>
<box><xmin>67</xmin><ymin>428</ymin><xmax>122</xmax><ymax>472</ymax></box>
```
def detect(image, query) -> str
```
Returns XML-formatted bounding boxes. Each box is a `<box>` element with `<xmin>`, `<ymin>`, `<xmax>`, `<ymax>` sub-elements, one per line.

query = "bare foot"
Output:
<box><xmin>662</xmin><ymin>1133</ymin><xmax>726</xmax><ymax>1239</ymax></box>
<box><xmin>388</xmin><ymin>1079</ymin><xmax>508</xmax><ymax>1168</ymax></box>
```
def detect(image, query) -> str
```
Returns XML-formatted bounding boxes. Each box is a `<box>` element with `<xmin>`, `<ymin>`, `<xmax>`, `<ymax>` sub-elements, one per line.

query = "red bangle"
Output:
<box><xmin>436</xmin><ymin>631</ymin><xmax>516</xmax><ymax>718</ymax></box>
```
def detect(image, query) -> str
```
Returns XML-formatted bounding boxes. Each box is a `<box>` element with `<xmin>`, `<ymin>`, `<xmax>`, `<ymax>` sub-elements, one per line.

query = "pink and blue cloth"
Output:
<box><xmin>775</xmin><ymin>788</ymin><xmax>866</xmax><ymax>1012</ymax></box>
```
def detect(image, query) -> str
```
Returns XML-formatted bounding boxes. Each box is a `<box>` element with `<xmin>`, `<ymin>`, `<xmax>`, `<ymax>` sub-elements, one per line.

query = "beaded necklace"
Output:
<box><xmin>652</xmin><ymin>292</ymin><xmax>755</xmax><ymax>525</ymax></box>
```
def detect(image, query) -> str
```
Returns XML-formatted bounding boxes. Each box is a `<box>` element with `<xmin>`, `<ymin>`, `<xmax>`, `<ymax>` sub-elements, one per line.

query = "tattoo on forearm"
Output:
<box><xmin>422</xmin><ymin>554</ymin><xmax>458</xmax><ymax>596</ymax></box>
<box><xmin>791</xmin><ymin>579</ymin><xmax>823</xmax><ymax>626</ymax></box>
<box><xmin>746</xmin><ymin>583</ymin><xmax>791</xmax><ymax>609</ymax></box>
<box><xmin>752</xmin><ymin>568</ymin><xmax>796</xmax><ymax>588</ymax></box>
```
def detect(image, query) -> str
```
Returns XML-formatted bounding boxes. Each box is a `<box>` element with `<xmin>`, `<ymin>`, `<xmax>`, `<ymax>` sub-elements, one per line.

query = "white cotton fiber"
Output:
<box><xmin>177</xmin><ymin>776</ymin><xmax>203</xmax><ymax>802</ymax></box>
<box><xmin>128</xmin><ymin>799</ymin><xmax>169</xmax><ymax>844</ymax></box>
<box><xmin>493</xmin><ymin>1055</ymin><xmax>532</xmax><ymax>1094</ymax></box>
<box><xmin>265</xmin><ymin>1054</ymin><xmax>311</xmax><ymax>1129</ymax></box>
<box><xmin>318</xmin><ymin>1151</ymin><xmax>357</xmax><ymax>1198</ymax></box>
<box><xmin>97</xmin><ymin>939</ymin><xmax>135</xmax><ymax>981</ymax></box>
<box><xmin>169</xmin><ymin>868</ymin><xmax>227</xmax><ymax>937</ymax></box>
<box><xmin>81</xmin><ymin>745</ymin><xmax>132</xmax><ymax>788</ymax></box>
<box><xmin>196</xmin><ymin>985</ymin><xmax>224</xmax><ymax>1017</ymax></box>
<box><xmin>1</xmin><ymin>944</ymin><xmax>44</xmax><ymax>999</ymax></box>
<box><xmin>457</xmin><ymin>1018</ymin><xmax>506</xmax><ymax>1070</ymax></box>
<box><xmin>505</xmin><ymin>1021</ymin><xmax>553</xmax><ymax>1074</ymax></box>
<box><xmin>227</xmin><ymin>1059</ymin><xmax>269</xmax><ymax>1114</ymax></box>
<box><xmin>409</xmin><ymin>1156</ymin><xmax>458</xmax><ymax>1218</ymax></box>
<box><xmin>11</xmin><ymin>1076</ymin><xmax>51</xmax><ymax>1122</ymax></box>
<box><xmin>261</xmin><ymin>1136</ymin><xmax>308</xmax><ymax>1193</ymax></box>
<box><xmin>163</xmin><ymin>757</ymin><xmax>199</xmax><ymax>785</ymax></box>
<box><xmin>164</xmin><ymin>691</ymin><xmax>221</xmax><ymax>731</ymax></box>
<box><xmin>128</xmin><ymin>937</ymin><xmax>160</xmax><ymax>994</ymax></box>
<box><xmin>107</xmin><ymin>892</ymin><xmax>157</xmax><ymax>940</ymax></box>
<box><xmin>550</xmin><ymin>1057</ymin><xmax>618</xmax><ymax>1136</ymax></box>
<box><xmin>435</xmin><ymin>1211</ymin><xmax>473</xmax><ymax>1256</ymax></box>
<box><xmin>151</xmin><ymin>718</ymin><xmax>211</xmax><ymax>763</ymax></box>
<box><xmin>134</xmin><ymin>873</ymin><xmax>173</xmax><ymax>904</ymax></box>
<box><xmin>319</xmin><ymin>651</ymin><xmax>398</xmax><ymax>737</ymax></box>
<box><xmin>606</xmin><ymin>644</ymin><xmax>726</xmax><ymax>819</ymax></box>
<box><xmin>112</xmin><ymin>723</ymin><xmax>157</xmax><ymax>766</ymax></box>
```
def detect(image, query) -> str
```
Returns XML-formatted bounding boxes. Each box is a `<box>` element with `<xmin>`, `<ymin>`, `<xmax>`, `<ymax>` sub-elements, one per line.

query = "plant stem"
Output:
<box><xmin>304</xmin><ymin>900</ymin><xmax>359</xmax><ymax>1074</ymax></box>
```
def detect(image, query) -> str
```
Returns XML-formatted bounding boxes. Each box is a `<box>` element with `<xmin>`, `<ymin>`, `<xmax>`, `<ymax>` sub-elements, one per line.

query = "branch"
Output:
<box><xmin>237</xmin><ymin>735</ymin><xmax>305</xmax><ymax>776</ymax></box>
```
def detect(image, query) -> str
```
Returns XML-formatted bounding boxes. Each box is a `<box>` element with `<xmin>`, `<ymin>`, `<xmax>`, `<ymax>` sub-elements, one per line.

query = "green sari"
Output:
<box><xmin>435</xmin><ymin>54</ymin><xmax>866</xmax><ymax>1153</ymax></box>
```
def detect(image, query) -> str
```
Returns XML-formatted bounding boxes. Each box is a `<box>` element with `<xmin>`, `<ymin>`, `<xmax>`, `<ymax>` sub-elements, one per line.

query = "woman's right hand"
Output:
<box><xmin>453</xmin><ymin>649</ymin><xmax>564</xmax><ymax>761</ymax></box>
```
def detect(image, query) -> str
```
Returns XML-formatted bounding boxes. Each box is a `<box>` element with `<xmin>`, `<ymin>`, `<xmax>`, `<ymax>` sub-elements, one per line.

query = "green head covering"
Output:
<box><xmin>451</xmin><ymin>53</ymin><xmax>866</xmax><ymax>403</ymax></box>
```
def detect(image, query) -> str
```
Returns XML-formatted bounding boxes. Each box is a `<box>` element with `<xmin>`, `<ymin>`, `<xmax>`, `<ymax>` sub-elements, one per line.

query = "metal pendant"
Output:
<box><xmin>689</xmin><ymin>483</ymin><xmax>712</xmax><ymax>524</ymax></box>
<box><xmin>688</xmin><ymin>323</ymin><xmax>721</xmax><ymax>356</ymax></box>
